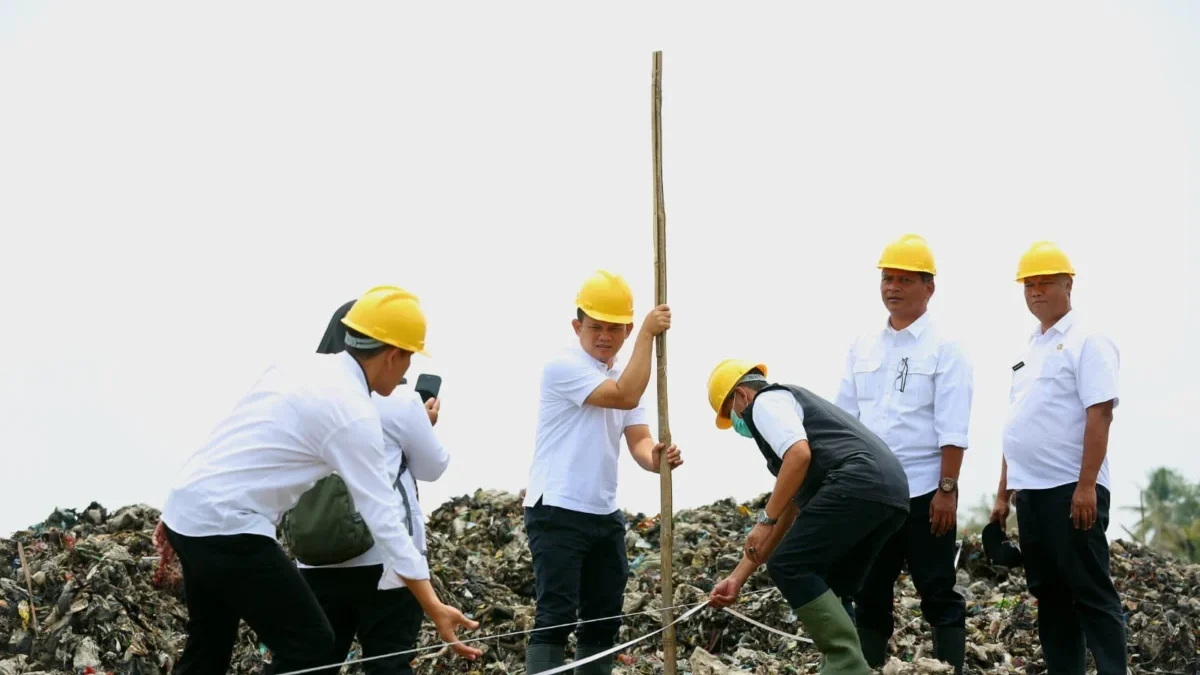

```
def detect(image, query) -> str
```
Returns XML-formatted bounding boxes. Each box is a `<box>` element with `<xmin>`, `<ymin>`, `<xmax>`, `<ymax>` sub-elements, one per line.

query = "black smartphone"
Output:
<box><xmin>414</xmin><ymin>373</ymin><xmax>442</xmax><ymax>403</ymax></box>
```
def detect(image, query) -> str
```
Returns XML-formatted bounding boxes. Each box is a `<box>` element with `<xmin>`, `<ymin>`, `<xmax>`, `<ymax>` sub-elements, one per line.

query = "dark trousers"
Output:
<box><xmin>163</xmin><ymin>525</ymin><xmax>335</xmax><ymax>675</ymax></box>
<box><xmin>268</xmin><ymin>564</ymin><xmax>425</xmax><ymax>675</ymax></box>
<box><xmin>853</xmin><ymin>489</ymin><xmax>966</xmax><ymax>637</ymax></box>
<box><xmin>766</xmin><ymin>490</ymin><xmax>908</xmax><ymax>611</ymax></box>
<box><xmin>1016</xmin><ymin>483</ymin><xmax>1127</xmax><ymax>675</ymax></box>
<box><xmin>524</xmin><ymin>502</ymin><xmax>630</xmax><ymax>648</ymax></box>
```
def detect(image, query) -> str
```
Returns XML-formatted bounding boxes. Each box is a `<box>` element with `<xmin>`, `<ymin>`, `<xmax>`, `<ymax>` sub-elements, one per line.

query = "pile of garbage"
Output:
<box><xmin>3</xmin><ymin>491</ymin><xmax>1198</xmax><ymax>675</ymax></box>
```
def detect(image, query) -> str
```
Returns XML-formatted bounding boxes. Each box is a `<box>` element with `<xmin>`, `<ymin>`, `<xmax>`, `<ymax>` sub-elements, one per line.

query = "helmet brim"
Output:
<box><xmin>877</xmin><ymin>263</ymin><xmax>936</xmax><ymax>275</ymax></box>
<box><xmin>577</xmin><ymin>307</ymin><xmax>634</xmax><ymax>325</ymax></box>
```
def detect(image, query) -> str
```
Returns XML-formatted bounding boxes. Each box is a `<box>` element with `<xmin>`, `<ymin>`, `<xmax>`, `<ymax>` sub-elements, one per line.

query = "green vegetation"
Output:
<box><xmin>1121</xmin><ymin>467</ymin><xmax>1200</xmax><ymax>564</ymax></box>
<box><xmin>956</xmin><ymin>467</ymin><xmax>1200</xmax><ymax>564</ymax></box>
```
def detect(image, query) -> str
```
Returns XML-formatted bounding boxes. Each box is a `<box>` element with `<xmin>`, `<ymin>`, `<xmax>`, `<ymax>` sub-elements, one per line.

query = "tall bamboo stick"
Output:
<box><xmin>651</xmin><ymin>49</ymin><xmax>677</xmax><ymax>675</ymax></box>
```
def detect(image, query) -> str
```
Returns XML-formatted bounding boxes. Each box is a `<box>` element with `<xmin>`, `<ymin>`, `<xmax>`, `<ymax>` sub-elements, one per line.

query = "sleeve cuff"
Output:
<box><xmin>1081</xmin><ymin>393</ymin><xmax>1119</xmax><ymax>409</ymax></box>
<box><xmin>388</xmin><ymin>556</ymin><xmax>430</xmax><ymax>583</ymax></box>
<box><xmin>938</xmin><ymin>434</ymin><xmax>969</xmax><ymax>449</ymax></box>
<box><xmin>774</xmin><ymin>434</ymin><xmax>808</xmax><ymax>460</ymax></box>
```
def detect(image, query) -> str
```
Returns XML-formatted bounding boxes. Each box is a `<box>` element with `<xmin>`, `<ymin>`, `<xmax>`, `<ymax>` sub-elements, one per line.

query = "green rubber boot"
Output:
<box><xmin>794</xmin><ymin>589</ymin><xmax>872</xmax><ymax>675</ymax></box>
<box><xmin>573</xmin><ymin>644</ymin><xmax>614</xmax><ymax>675</ymax></box>
<box><xmin>856</xmin><ymin>626</ymin><xmax>890</xmax><ymax>669</ymax></box>
<box><xmin>526</xmin><ymin>643</ymin><xmax>566</xmax><ymax>675</ymax></box>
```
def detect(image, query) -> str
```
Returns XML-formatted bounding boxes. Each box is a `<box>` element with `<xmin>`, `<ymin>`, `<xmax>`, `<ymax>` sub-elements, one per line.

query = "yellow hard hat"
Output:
<box><xmin>576</xmin><ymin>270</ymin><xmax>635</xmax><ymax>324</ymax></box>
<box><xmin>1015</xmin><ymin>241</ymin><xmax>1075</xmax><ymax>282</ymax></box>
<box><xmin>707</xmin><ymin>359</ymin><xmax>768</xmax><ymax>430</ymax></box>
<box><xmin>340</xmin><ymin>285</ymin><xmax>429</xmax><ymax>356</ymax></box>
<box><xmin>877</xmin><ymin>234</ymin><xmax>936</xmax><ymax>276</ymax></box>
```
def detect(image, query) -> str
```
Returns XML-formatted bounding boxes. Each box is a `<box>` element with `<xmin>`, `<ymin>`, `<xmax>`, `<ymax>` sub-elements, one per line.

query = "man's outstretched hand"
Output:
<box><xmin>430</xmin><ymin>603</ymin><xmax>482</xmax><ymax>659</ymax></box>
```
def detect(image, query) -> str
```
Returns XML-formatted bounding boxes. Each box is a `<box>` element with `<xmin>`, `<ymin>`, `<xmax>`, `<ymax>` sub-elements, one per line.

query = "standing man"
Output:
<box><xmin>158</xmin><ymin>286</ymin><xmax>480</xmax><ymax>674</ymax></box>
<box><xmin>706</xmin><ymin>359</ymin><xmax>911</xmax><ymax>675</ymax></box>
<box><xmin>834</xmin><ymin>233</ymin><xmax>972</xmax><ymax>674</ymax></box>
<box><xmin>523</xmin><ymin>270</ymin><xmax>683</xmax><ymax>675</ymax></box>
<box><xmin>990</xmin><ymin>241</ymin><xmax>1127</xmax><ymax>675</ymax></box>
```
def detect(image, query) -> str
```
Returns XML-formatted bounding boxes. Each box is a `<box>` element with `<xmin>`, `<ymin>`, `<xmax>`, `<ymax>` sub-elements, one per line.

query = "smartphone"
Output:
<box><xmin>414</xmin><ymin>373</ymin><xmax>442</xmax><ymax>403</ymax></box>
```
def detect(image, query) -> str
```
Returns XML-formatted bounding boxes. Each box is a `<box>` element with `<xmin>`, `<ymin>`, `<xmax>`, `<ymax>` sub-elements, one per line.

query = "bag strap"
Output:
<box><xmin>392</xmin><ymin>452</ymin><xmax>421</xmax><ymax>556</ymax></box>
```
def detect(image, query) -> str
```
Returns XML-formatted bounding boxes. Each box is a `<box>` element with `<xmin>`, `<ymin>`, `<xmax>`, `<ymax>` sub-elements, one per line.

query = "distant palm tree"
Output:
<box><xmin>1122</xmin><ymin>467</ymin><xmax>1200</xmax><ymax>564</ymax></box>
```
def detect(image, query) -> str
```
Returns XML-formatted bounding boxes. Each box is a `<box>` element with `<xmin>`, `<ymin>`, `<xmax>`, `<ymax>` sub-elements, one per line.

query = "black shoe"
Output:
<box><xmin>526</xmin><ymin>643</ymin><xmax>566</xmax><ymax>674</ymax></box>
<box><xmin>855</xmin><ymin>626</ymin><xmax>889</xmax><ymax>668</ymax></box>
<box><xmin>932</xmin><ymin>626</ymin><xmax>966</xmax><ymax>675</ymax></box>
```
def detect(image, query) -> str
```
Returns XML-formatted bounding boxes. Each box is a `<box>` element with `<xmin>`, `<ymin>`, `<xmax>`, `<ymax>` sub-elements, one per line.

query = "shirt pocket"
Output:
<box><xmin>1037</xmin><ymin>350</ymin><xmax>1074</xmax><ymax>381</ymax></box>
<box><xmin>852</xmin><ymin>358</ymin><xmax>883</xmax><ymax>403</ymax></box>
<box><xmin>902</xmin><ymin>354</ymin><xmax>939</xmax><ymax>406</ymax></box>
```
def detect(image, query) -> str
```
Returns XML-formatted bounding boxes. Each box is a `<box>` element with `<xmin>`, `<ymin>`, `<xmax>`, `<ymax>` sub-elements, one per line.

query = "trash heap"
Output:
<box><xmin>3</xmin><ymin>491</ymin><xmax>1198</xmax><ymax>675</ymax></box>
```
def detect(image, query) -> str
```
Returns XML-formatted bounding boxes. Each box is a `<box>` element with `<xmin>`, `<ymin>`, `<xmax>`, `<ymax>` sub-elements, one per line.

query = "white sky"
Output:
<box><xmin>1</xmin><ymin>2</ymin><xmax>1196</xmax><ymax>542</ymax></box>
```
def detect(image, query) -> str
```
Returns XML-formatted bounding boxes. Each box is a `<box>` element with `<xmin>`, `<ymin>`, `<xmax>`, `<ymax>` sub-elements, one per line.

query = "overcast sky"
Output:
<box><xmin>1</xmin><ymin>2</ymin><xmax>1196</xmax><ymax>542</ymax></box>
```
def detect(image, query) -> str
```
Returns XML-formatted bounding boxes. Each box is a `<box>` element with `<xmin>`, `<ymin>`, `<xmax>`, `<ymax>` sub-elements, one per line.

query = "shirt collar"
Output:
<box><xmin>1031</xmin><ymin>309</ymin><xmax>1076</xmax><ymax>340</ymax></box>
<box><xmin>573</xmin><ymin>342</ymin><xmax>616</xmax><ymax>372</ymax></box>
<box><xmin>884</xmin><ymin>311</ymin><xmax>931</xmax><ymax>339</ymax></box>
<box><xmin>335</xmin><ymin>351</ymin><xmax>371</xmax><ymax>392</ymax></box>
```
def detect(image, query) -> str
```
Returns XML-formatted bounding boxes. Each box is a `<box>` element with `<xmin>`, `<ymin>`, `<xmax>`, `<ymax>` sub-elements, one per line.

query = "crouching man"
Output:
<box><xmin>706</xmin><ymin>360</ymin><xmax>910</xmax><ymax>675</ymax></box>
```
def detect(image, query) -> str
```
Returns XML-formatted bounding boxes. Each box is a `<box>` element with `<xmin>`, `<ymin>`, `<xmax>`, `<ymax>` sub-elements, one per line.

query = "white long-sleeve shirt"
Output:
<box><xmin>835</xmin><ymin>313</ymin><xmax>974</xmax><ymax>497</ymax></box>
<box><xmin>297</xmin><ymin>386</ymin><xmax>449</xmax><ymax>590</ymax></box>
<box><xmin>161</xmin><ymin>351</ymin><xmax>426</xmax><ymax>588</ymax></box>
<box><xmin>1002</xmin><ymin>310</ymin><xmax>1119</xmax><ymax>491</ymax></box>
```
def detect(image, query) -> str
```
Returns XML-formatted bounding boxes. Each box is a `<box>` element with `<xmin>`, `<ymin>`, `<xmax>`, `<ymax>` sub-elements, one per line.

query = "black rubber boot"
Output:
<box><xmin>856</xmin><ymin>626</ymin><xmax>890</xmax><ymax>669</ymax></box>
<box><xmin>573</xmin><ymin>644</ymin><xmax>614</xmax><ymax>675</ymax></box>
<box><xmin>932</xmin><ymin>626</ymin><xmax>966</xmax><ymax>675</ymax></box>
<box><xmin>526</xmin><ymin>643</ymin><xmax>566</xmax><ymax>675</ymax></box>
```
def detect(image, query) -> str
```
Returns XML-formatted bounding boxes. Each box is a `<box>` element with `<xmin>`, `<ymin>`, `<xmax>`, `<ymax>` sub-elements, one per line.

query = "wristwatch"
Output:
<box><xmin>939</xmin><ymin>477</ymin><xmax>958</xmax><ymax>493</ymax></box>
<box><xmin>756</xmin><ymin>509</ymin><xmax>778</xmax><ymax>526</ymax></box>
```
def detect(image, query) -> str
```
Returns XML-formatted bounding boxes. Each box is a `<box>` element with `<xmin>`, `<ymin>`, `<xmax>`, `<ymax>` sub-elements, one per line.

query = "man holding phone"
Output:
<box><xmin>158</xmin><ymin>286</ymin><xmax>480</xmax><ymax>675</ymax></box>
<box><xmin>271</xmin><ymin>301</ymin><xmax>455</xmax><ymax>675</ymax></box>
<box><xmin>523</xmin><ymin>270</ymin><xmax>684</xmax><ymax>675</ymax></box>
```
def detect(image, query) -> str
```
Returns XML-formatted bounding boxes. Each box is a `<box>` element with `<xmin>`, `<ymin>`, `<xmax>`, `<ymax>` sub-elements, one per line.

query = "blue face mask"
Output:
<box><xmin>731</xmin><ymin>412</ymin><xmax>753</xmax><ymax>438</ymax></box>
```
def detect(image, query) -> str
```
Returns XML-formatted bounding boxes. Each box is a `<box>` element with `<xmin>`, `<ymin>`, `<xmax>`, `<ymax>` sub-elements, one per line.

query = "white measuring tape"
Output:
<box><xmin>267</xmin><ymin>589</ymin><xmax>780</xmax><ymax>675</ymax></box>
<box><xmin>722</xmin><ymin>607</ymin><xmax>813</xmax><ymax>645</ymax></box>
<box><xmin>534</xmin><ymin>601</ymin><xmax>709</xmax><ymax>675</ymax></box>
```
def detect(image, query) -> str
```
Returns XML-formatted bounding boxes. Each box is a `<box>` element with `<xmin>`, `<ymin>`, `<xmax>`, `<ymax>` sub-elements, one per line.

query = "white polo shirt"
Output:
<box><xmin>1002</xmin><ymin>310</ymin><xmax>1119</xmax><ymax>491</ymax></box>
<box><xmin>161</xmin><ymin>351</ymin><xmax>427</xmax><ymax>586</ymax></box>
<box><xmin>523</xmin><ymin>344</ymin><xmax>650</xmax><ymax>515</ymax></box>
<box><xmin>297</xmin><ymin>387</ymin><xmax>449</xmax><ymax>590</ymax></box>
<box><xmin>834</xmin><ymin>313</ymin><xmax>974</xmax><ymax>498</ymax></box>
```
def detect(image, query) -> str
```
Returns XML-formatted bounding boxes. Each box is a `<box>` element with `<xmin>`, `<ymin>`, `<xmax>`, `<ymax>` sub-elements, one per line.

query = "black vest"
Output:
<box><xmin>741</xmin><ymin>383</ymin><xmax>910</xmax><ymax>511</ymax></box>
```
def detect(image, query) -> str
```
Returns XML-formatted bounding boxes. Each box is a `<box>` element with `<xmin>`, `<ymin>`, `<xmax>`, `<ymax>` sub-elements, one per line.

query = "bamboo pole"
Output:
<box><xmin>651</xmin><ymin>49</ymin><xmax>677</xmax><ymax>675</ymax></box>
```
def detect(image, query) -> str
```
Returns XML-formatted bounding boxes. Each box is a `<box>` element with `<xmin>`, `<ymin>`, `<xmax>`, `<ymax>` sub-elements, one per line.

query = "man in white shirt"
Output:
<box><xmin>834</xmin><ymin>234</ymin><xmax>972</xmax><ymax>674</ymax></box>
<box><xmin>268</xmin><ymin>300</ymin><xmax>452</xmax><ymax>675</ymax></box>
<box><xmin>158</xmin><ymin>286</ymin><xmax>480</xmax><ymax>675</ymax></box>
<box><xmin>706</xmin><ymin>360</ymin><xmax>911</xmax><ymax>675</ymax></box>
<box><xmin>990</xmin><ymin>242</ymin><xmax>1126</xmax><ymax>675</ymax></box>
<box><xmin>523</xmin><ymin>270</ymin><xmax>683</xmax><ymax>675</ymax></box>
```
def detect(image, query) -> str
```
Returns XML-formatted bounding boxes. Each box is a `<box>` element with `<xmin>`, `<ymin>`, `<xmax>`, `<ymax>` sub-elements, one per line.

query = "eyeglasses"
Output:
<box><xmin>894</xmin><ymin>357</ymin><xmax>909</xmax><ymax>393</ymax></box>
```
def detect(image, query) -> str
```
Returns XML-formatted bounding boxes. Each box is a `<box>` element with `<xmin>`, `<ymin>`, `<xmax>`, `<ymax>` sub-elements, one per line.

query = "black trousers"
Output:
<box><xmin>1016</xmin><ymin>483</ymin><xmax>1127</xmax><ymax>675</ymax></box>
<box><xmin>163</xmin><ymin>525</ymin><xmax>335</xmax><ymax>675</ymax></box>
<box><xmin>524</xmin><ymin>501</ymin><xmax>630</xmax><ymax>648</ymax></box>
<box><xmin>268</xmin><ymin>564</ymin><xmax>425</xmax><ymax>675</ymax></box>
<box><xmin>767</xmin><ymin>489</ymin><xmax>908</xmax><ymax>611</ymax></box>
<box><xmin>853</xmin><ymin>489</ymin><xmax>966</xmax><ymax>637</ymax></box>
